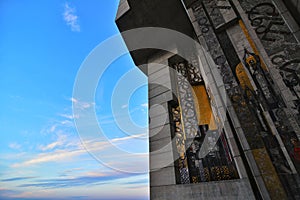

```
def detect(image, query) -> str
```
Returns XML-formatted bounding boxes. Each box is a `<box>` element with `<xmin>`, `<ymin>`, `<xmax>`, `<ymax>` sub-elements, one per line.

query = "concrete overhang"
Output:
<box><xmin>115</xmin><ymin>0</ymin><xmax>196</xmax><ymax>74</ymax></box>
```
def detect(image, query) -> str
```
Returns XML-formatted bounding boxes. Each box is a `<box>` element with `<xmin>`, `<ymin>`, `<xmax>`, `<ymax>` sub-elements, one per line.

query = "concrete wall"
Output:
<box><xmin>151</xmin><ymin>179</ymin><xmax>255</xmax><ymax>200</ymax></box>
<box><xmin>148</xmin><ymin>51</ymin><xmax>178</xmax><ymax>188</ymax></box>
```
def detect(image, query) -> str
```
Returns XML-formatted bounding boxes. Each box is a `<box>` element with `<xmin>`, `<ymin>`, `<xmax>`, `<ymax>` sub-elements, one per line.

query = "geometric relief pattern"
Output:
<box><xmin>171</xmin><ymin>60</ymin><xmax>238</xmax><ymax>184</ymax></box>
<box><xmin>171</xmin><ymin>106</ymin><xmax>190</xmax><ymax>184</ymax></box>
<box><xmin>174</xmin><ymin>62</ymin><xmax>200</xmax><ymax>139</ymax></box>
<box><xmin>172</xmin><ymin>61</ymin><xmax>201</xmax><ymax>185</ymax></box>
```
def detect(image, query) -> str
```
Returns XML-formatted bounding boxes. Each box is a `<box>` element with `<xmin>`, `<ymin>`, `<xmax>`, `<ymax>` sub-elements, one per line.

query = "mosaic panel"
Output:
<box><xmin>189</xmin><ymin>0</ymin><xmax>300</xmax><ymax>197</ymax></box>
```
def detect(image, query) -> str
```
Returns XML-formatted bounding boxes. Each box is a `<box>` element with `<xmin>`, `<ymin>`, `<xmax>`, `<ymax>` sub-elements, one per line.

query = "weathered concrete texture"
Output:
<box><xmin>150</xmin><ymin>150</ymin><xmax>175</xmax><ymax>171</ymax></box>
<box><xmin>150</xmin><ymin>166</ymin><xmax>177</xmax><ymax>186</ymax></box>
<box><xmin>150</xmin><ymin>135</ymin><xmax>173</xmax><ymax>153</ymax></box>
<box><xmin>150</xmin><ymin>123</ymin><xmax>172</xmax><ymax>141</ymax></box>
<box><xmin>151</xmin><ymin>179</ymin><xmax>255</xmax><ymax>200</ymax></box>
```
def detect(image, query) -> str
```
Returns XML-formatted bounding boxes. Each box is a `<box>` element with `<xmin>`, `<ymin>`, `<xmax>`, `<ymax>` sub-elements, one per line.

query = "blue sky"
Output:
<box><xmin>0</xmin><ymin>1</ymin><xmax>148</xmax><ymax>199</ymax></box>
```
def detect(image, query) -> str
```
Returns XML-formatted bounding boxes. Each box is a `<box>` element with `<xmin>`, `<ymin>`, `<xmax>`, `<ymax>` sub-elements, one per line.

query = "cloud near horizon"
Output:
<box><xmin>1</xmin><ymin>177</ymin><xmax>37</xmax><ymax>182</ymax></box>
<box><xmin>11</xmin><ymin>133</ymin><xmax>147</xmax><ymax>168</ymax></box>
<box><xmin>17</xmin><ymin>172</ymin><xmax>138</xmax><ymax>189</ymax></box>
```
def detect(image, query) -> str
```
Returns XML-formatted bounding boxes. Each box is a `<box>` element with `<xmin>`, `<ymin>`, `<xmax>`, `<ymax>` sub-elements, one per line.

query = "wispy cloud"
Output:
<box><xmin>71</xmin><ymin>97</ymin><xmax>95</xmax><ymax>110</ymax></box>
<box><xmin>121</xmin><ymin>104</ymin><xmax>128</xmax><ymax>109</ymax></box>
<box><xmin>12</xmin><ymin>141</ymin><xmax>106</xmax><ymax>168</ymax></box>
<box><xmin>141</xmin><ymin>103</ymin><xmax>148</xmax><ymax>108</ymax></box>
<box><xmin>1</xmin><ymin>177</ymin><xmax>36</xmax><ymax>182</ymax></box>
<box><xmin>11</xmin><ymin>133</ymin><xmax>147</xmax><ymax>168</ymax></box>
<box><xmin>63</xmin><ymin>3</ymin><xmax>80</xmax><ymax>32</ymax></box>
<box><xmin>125</xmin><ymin>179</ymin><xmax>148</xmax><ymax>185</ymax></box>
<box><xmin>59</xmin><ymin>113</ymin><xmax>79</xmax><ymax>120</ymax></box>
<box><xmin>8</xmin><ymin>143</ymin><xmax>21</xmax><ymax>150</ymax></box>
<box><xmin>111</xmin><ymin>133</ymin><xmax>147</xmax><ymax>143</ymax></box>
<box><xmin>60</xmin><ymin>168</ymin><xmax>83</xmax><ymax>176</ymax></box>
<box><xmin>40</xmin><ymin>123</ymin><xmax>59</xmax><ymax>134</ymax></box>
<box><xmin>70</xmin><ymin>97</ymin><xmax>78</xmax><ymax>103</ymax></box>
<box><xmin>38</xmin><ymin>134</ymin><xmax>68</xmax><ymax>151</ymax></box>
<box><xmin>12</xmin><ymin>148</ymin><xmax>84</xmax><ymax>168</ymax></box>
<box><xmin>18</xmin><ymin>172</ymin><xmax>134</xmax><ymax>189</ymax></box>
